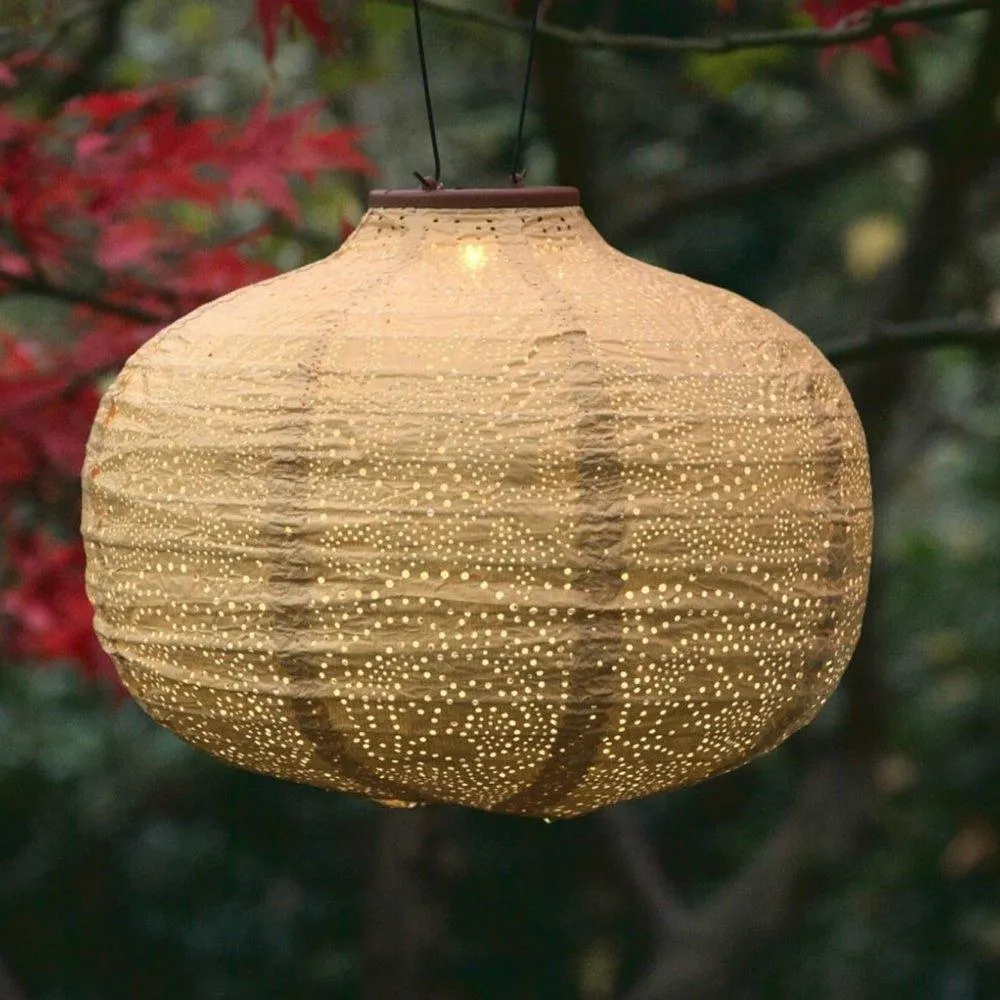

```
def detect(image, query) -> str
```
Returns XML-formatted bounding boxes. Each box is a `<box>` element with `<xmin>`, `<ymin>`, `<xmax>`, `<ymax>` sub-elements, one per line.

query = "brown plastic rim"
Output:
<box><xmin>368</xmin><ymin>187</ymin><xmax>580</xmax><ymax>210</ymax></box>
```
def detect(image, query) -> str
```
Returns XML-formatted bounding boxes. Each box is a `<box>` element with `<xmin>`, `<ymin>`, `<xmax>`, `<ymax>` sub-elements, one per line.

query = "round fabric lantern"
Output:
<box><xmin>81</xmin><ymin>187</ymin><xmax>872</xmax><ymax>819</ymax></box>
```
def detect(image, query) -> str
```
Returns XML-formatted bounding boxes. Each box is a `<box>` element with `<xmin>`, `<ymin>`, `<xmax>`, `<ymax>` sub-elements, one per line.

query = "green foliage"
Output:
<box><xmin>0</xmin><ymin>666</ymin><xmax>372</xmax><ymax>1000</ymax></box>
<box><xmin>756</xmin><ymin>376</ymin><xmax>1000</xmax><ymax>998</ymax></box>
<box><xmin>687</xmin><ymin>46</ymin><xmax>791</xmax><ymax>98</ymax></box>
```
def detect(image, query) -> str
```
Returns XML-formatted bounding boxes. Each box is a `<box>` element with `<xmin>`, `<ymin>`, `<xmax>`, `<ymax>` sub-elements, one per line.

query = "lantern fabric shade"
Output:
<box><xmin>81</xmin><ymin>188</ymin><xmax>872</xmax><ymax>819</ymax></box>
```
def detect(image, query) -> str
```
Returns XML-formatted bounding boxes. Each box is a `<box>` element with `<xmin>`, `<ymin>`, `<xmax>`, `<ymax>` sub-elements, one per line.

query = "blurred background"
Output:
<box><xmin>1</xmin><ymin>1</ymin><xmax>999</xmax><ymax>998</ymax></box>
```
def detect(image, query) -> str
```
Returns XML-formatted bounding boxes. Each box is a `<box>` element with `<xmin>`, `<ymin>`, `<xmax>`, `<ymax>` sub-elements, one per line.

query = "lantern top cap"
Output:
<box><xmin>368</xmin><ymin>187</ymin><xmax>580</xmax><ymax>210</ymax></box>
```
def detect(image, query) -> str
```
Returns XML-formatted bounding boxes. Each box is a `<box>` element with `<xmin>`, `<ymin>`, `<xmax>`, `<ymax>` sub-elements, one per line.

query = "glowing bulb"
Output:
<box><xmin>460</xmin><ymin>243</ymin><xmax>487</xmax><ymax>272</ymax></box>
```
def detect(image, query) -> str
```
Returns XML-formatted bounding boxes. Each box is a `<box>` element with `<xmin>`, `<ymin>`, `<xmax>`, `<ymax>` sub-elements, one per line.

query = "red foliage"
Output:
<box><xmin>1</xmin><ymin>529</ymin><xmax>118</xmax><ymax>686</ymax></box>
<box><xmin>0</xmin><ymin>85</ymin><xmax>370</xmax><ymax>289</ymax></box>
<box><xmin>0</xmin><ymin>336</ymin><xmax>70</xmax><ymax>484</ymax></box>
<box><xmin>255</xmin><ymin>0</ymin><xmax>339</xmax><ymax>62</ymax></box>
<box><xmin>0</xmin><ymin>83</ymin><xmax>371</xmax><ymax>492</ymax></box>
<box><xmin>801</xmin><ymin>0</ymin><xmax>919</xmax><ymax>72</ymax></box>
<box><xmin>0</xmin><ymin>33</ymin><xmax>371</xmax><ymax>684</ymax></box>
<box><xmin>717</xmin><ymin>1</ymin><xmax>916</xmax><ymax>70</ymax></box>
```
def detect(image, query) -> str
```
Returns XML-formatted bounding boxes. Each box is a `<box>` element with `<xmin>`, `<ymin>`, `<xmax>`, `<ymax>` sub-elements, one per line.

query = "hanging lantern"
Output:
<box><xmin>81</xmin><ymin>187</ymin><xmax>872</xmax><ymax>819</ymax></box>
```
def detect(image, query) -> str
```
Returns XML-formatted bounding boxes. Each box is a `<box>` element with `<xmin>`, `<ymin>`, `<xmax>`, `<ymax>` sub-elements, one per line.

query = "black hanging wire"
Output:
<box><xmin>411</xmin><ymin>0</ymin><xmax>442</xmax><ymax>189</ymax></box>
<box><xmin>510</xmin><ymin>0</ymin><xmax>544</xmax><ymax>186</ymax></box>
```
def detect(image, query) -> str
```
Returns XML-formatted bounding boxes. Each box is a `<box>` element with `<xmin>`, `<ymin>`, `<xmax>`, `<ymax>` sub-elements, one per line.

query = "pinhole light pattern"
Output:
<box><xmin>81</xmin><ymin>199</ymin><xmax>872</xmax><ymax>819</ymax></box>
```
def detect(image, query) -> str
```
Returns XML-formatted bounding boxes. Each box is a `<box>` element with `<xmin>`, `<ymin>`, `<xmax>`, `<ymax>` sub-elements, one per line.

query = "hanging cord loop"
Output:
<box><xmin>510</xmin><ymin>0</ymin><xmax>543</xmax><ymax>187</ymax></box>
<box><xmin>412</xmin><ymin>0</ymin><xmax>442</xmax><ymax>189</ymax></box>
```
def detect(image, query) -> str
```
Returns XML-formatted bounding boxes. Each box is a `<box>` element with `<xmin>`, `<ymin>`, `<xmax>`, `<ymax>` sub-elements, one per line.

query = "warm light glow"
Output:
<box><xmin>81</xmin><ymin>197</ymin><xmax>872</xmax><ymax>820</ymax></box>
<box><xmin>460</xmin><ymin>242</ymin><xmax>488</xmax><ymax>271</ymax></box>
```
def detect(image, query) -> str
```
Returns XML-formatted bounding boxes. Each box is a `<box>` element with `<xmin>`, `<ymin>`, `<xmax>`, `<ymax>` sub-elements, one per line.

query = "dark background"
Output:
<box><xmin>2</xmin><ymin>2</ymin><xmax>999</xmax><ymax>999</ymax></box>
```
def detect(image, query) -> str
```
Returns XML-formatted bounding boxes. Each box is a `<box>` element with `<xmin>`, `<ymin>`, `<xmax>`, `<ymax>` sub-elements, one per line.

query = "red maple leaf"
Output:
<box><xmin>64</xmin><ymin>87</ymin><xmax>171</xmax><ymax>125</ymax></box>
<box><xmin>223</xmin><ymin>100</ymin><xmax>371</xmax><ymax>219</ymax></box>
<box><xmin>0</xmin><ymin>86</ymin><xmax>370</xmax><ymax>301</ymax></box>
<box><xmin>0</xmin><ymin>335</ymin><xmax>99</xmax><ymax>481</ymax></box>
<box><xmin>162</xmin><ymin>244</ymin><xmax>278</xmax><ymax>302</ymax></box>
<box><xmin>255</xmin><ymin>0</ymin><xmax>339</xmax><ymax>62</ymax></box>
<box><xmin>0</xmin><ymin>335</ymin><xmax>67</xmax><ymax>420</ymax></box>
<box><xmin>17</xmin><ymin>386</ymin><xmax>101</xmax><ymax>478</ymax></box>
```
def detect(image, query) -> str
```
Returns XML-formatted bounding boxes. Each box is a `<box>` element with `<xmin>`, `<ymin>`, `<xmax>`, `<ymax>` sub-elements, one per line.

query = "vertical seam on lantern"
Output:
<box><xmin>262</xmin><ymin>212</ymin><xmax>431</xmax><ymax>805</ymax></box>
<box><xmin>491</xmin><ymin>210</ymin><xmax>629</xmax><ymax>817</ymax></box>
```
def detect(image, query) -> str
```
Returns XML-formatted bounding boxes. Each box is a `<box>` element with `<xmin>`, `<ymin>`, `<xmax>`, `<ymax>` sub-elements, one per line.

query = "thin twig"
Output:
<box><xmin>600</xmin><ymin>806</ymin><xmax>691</xmax><ymax>942</ymax></box>
<box><xmin>374</xmin><ymin>0</ymin><xmax>987</xmax><ymax>57</ymax></box>
<box><xmin>824</xmin><ymin>318</ymin><xmax>1000</xmax><ymax>364</ymax></box>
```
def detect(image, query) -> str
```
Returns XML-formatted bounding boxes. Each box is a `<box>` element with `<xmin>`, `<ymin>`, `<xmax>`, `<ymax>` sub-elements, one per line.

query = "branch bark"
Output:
<box><xmin>45</xmin><ymin>0</ymin><xmax>133</xmax><ymax>111</ymax></box>
<box><xmin>614</xmin><ymin>102</ymin><xmax>949</xmax><ymax>238</ymax></box>
<box><xmin>532</xmin><ymin>12</ymin><xmax>600</xmax><ymax>215</ymax></box>
<box><xmin>824</xmin><ymin>318</ymin><xmax>1000</xmax><ymax>364</ymax></box>
<box><xmin>0</xmin><ymin>269</ymin><xmax>165</xmax><ymax>325</ymax></box>
<box><xmin>0</xmin><ymin>1</ymin><xmax>119</xmax><ymax>52</ymax></box>
<box><xmin>843</xmin><ymin>0</ymin><xmax>1000</xmax><ymax>759</ymax></box>
<box><xmin>600</xmin><ymin>806</ymin><xmax>692</xmax><ymax>942</ymax></box>
<box><xmin>375</xmin><ymin>0</ymin><xmax>988</xmax><ymax>57</ymax></box>
<box><xmin>618</xmin><ymin>758</ymin><xmax>869</xmax><ymax>1000</ymax></box>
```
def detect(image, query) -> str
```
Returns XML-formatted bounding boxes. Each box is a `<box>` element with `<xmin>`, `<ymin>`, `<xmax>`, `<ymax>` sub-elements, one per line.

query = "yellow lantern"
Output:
<box><xmin>81</xmin><ymin>188</ymin><xmax>872</xmax><ymax>819</ymax></box>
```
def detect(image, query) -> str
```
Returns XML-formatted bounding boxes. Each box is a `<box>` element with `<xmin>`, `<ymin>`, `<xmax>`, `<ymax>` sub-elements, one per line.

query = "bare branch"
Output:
<box><xmin>619</xmin><ymin>757</ymin><xmax>871</xmax><ymax>1000</ymax></box>
<box><xmin>374</xmin><ymin>0</ymin><xmax>988</xmax><ymax>57</ymax></box>
<box><xmin>0</xmin><ymin>269</ymin><xmax>165</xmax><ymax>325</ymax></box>
<box><xmin>600</xmin><ymin>806</ymin><xmax>692</xmax><ymax>942</ymax></box>
<box><xmin>825</xmin><ymin>318</ymin><xmax>1000</xmax><ymax>365</ymax></box>
<box><xmin>615</xmin><ymin>103</ymin><xmax>948</xmax><ymax>237</ymax></box>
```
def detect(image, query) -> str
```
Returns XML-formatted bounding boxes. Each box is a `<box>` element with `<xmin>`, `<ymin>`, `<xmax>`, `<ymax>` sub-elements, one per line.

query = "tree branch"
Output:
<box><xmin>615</xmin><ymin>102</ymin><xmax>948</xmax><ymax>237</ymax></box>
<box><xmin>375</xmin><ymin>0</ymin><xmax>988</xmax><ymax>57</ymax></box>
<box><xmin>839</xmin><ymin>0</ymin><xmax>1000</xmax><ymax>764</ymax></box>
<box><xmin>824</xmin><ymin>318</ymin><xmax>1000</xmax><ymax>364</ymax></box>
<box><xmin>0</xmin><ymin>2</ymin><xmax>119</xmax><ymax>46</ymax></box>
<box><xmin>46</xmin><ymin>0</ymin><xmax>132</xmax><ymax>110</ymax></box>
<box><xmin>600</xmin><ymin>806</ymin><xmax>692</xmax><ymax>942</ymax></box>
<box><xmin>0</xmin><ymin>269</ymin><xmax>165</xmax><ymax>325</ymax></box>
<box><xmin>619</xmin><ymin>757</ymin><xmax>870</xmax><ymax>1000</ymax></box>
<box><xmin>363</xmin><ymin>808</ymin><xmax>451</xmax><ymax>1000</ymax></box>
<box><xmin>532</xmin><ymin>12</ymin><xmax>600</xmax><ymax>214</ymax></box>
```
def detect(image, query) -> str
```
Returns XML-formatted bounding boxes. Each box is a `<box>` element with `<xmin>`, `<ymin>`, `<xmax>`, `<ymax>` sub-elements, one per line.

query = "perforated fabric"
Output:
<box><xmin>81</xmin><ymin>202</ymin><xmax>872</xmax><ymax>819</ymax></box>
